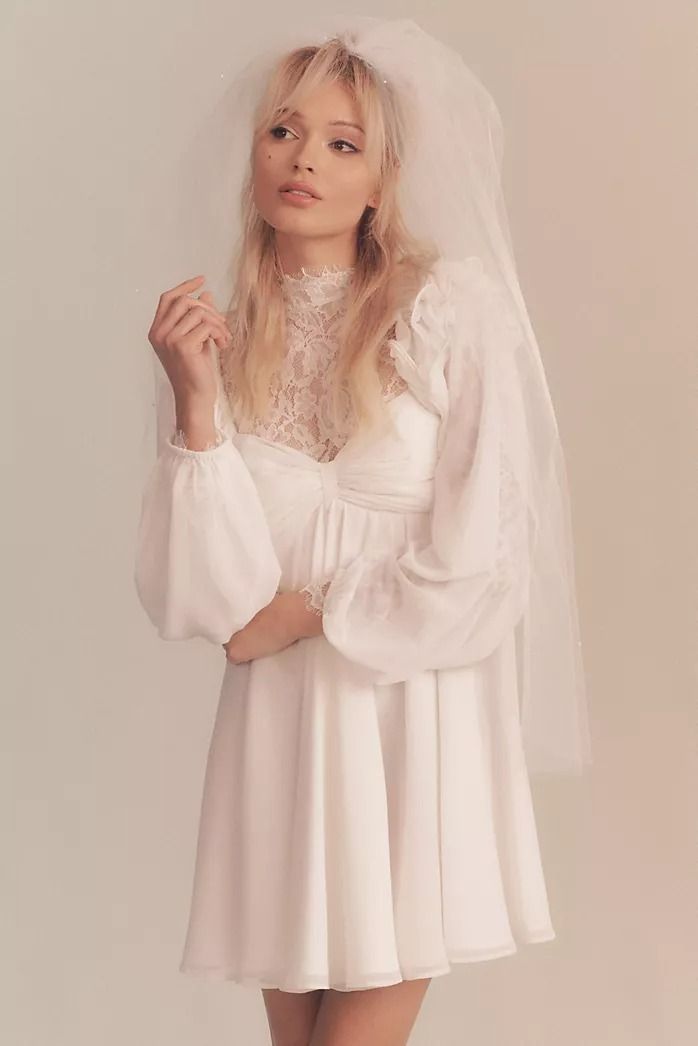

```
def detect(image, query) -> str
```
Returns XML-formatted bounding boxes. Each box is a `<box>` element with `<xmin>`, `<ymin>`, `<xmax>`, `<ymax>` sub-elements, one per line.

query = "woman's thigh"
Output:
<box><xmin>308</xmin><ymin>977</ymin><xmax>432</xmax><ymax>1046</ymax></box>
<box><xmin>261</xmin><ymin>987</ymin><xmax>325</xmax><ymax>1046</ymax></box>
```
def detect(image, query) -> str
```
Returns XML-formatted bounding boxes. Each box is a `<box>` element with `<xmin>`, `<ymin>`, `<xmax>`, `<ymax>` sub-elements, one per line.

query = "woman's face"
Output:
<box><xmin>252</xmin><ymin>80</ymin><xmax>380</xmax><ymax>245</ymax></box>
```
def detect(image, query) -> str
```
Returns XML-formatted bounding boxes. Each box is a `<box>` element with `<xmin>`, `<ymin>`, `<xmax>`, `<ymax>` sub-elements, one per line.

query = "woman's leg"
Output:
<box><xmin>308</xmin><ymin>977</ymin><xmax>432</xmax><ymax>1046</ymax></box>
<box><xmin>261</xmin><ymin>987</ymin><xmax>326</xmax><ymax>1046</ymax></box>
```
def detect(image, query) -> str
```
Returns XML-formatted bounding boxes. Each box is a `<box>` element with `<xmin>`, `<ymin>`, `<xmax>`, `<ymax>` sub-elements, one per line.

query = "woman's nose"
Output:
<box><xmin>291</xmin><ymin>138</ymin><xmax>319</xmax><ymax>170</ymax></box>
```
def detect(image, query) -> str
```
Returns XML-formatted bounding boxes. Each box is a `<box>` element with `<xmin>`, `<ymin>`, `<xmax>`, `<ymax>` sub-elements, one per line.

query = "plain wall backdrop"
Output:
<box><xmin>5</xmin><ymin>2</ymin><xmax>696</xmax><ymax>1044</ymax></box>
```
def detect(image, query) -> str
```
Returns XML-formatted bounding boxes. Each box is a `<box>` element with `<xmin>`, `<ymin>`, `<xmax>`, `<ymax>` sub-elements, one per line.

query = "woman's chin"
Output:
<box><xmin>267</xmin><ymin>209</ymin><xmax>323</xmax><ymax>233</ymax></box>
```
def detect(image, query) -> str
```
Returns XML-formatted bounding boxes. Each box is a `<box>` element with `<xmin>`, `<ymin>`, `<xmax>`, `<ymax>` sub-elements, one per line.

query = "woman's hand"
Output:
<box><xmin>222</xmin><ymin>591</ymin><xmax>323</xmax><ymax>664</ymax></box>
<box><xmin>147</xmin><ymin>274</ymin><xmax>233</xmax><ymax>407</ymax></box>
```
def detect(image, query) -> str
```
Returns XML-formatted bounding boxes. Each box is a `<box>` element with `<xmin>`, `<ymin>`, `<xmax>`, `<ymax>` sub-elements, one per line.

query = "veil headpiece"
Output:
<box><xmin>163</xmin><ymin>14</ymin><xmax>593</xmax><ymax>777</ymax></box>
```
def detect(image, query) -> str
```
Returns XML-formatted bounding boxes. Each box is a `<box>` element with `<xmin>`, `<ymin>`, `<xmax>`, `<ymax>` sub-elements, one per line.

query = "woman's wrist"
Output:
<box><xmin>287</xmin><ymin>590</ymin><xmax>324</xmax><ymax>639</ymax></box>
<box><xmin>174</xmin><ymin>397</ymin><xmax>218</xmax><ymax>450</ymax></box>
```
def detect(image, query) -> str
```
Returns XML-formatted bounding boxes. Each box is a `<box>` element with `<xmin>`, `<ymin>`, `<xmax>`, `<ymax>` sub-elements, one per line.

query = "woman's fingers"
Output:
<box><xmin>162</xmin><ymin>294</ymin><xmax>231</xmax><ymax>345</ymax></box>
<box><xmin>166</xmin><ymin>307</ymin><xmax>230</xmax><ymax>354</ymax></box>
<box><xmin>153</xmin><ymin>276</ymin><xmax>229</xmax><ymax>335</ymax></box>
<box><xmin>148</xmin><ymin>276</ymin><xmax>233</xmax><ymax>362</ymax></box>
<box><xmin>152</xmin><ymin>275</ymin><xmax>205</xmax><ymax>328</ymax></box>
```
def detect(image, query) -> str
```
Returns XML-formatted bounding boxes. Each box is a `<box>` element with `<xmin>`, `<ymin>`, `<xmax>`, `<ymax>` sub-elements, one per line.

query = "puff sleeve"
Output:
<box><xmin>133</xmin><ymin>360</ymin><xmax>282</xmax><ymax>644</ymax></box>
<box><xmin>319</xmin><ymin>257</ymin><xmax>532</xmax><ymax>682</ymax></box>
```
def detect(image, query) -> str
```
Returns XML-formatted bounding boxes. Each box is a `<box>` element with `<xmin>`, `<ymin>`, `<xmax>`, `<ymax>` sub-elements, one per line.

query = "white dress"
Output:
<box><xmin>134</xmin><ymin>257</ymin><xmax>556</xmax><ymax>994</ymax></box>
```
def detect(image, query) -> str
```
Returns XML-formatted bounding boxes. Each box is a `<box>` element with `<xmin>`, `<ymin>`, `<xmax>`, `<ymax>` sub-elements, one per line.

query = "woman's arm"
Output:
<box><xmin>311</xmin><ymin>273</ymin><xmax>531</xmax><ymax>682</ymax></box>
<box><xmin>134</xmin><ymin>351</ymin><xmax>283</xmax><ymax>644</ymax></box>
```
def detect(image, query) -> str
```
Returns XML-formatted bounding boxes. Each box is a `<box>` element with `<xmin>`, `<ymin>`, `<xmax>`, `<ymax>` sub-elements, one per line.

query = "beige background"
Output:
<box><xmin>6</xmin><ymin>2</ymin><xmax>696</xmax><ymax>1044</ymax></box>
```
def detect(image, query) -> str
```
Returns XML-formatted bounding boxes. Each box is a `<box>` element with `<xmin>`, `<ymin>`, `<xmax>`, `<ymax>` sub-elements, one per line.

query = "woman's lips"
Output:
<box><xmin>279</xmin><ymin>189</ymin><xmax>320</xmax><ymax>206</ymax></box>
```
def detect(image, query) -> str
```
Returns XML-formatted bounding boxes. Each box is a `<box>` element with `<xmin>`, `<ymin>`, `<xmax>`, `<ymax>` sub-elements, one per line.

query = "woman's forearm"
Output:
<box><xmin>174</xmin><ymin>398</ymin><xmax>219</xmax><ymax>450</ymax></box>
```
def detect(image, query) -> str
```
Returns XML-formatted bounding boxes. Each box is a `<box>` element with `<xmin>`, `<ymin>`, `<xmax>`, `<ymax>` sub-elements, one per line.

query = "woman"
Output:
<box><xmin>134</xmin><ymin>17</ymin><xmax>592</xmax><ymax>1046</ymax></box>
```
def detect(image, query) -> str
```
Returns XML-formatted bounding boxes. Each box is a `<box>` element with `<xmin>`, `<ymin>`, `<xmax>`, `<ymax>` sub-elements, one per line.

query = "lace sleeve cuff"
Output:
<box><xmin>171</xmin><ymin>426</ymin><xmax>227</xmax><ymax>451</ymax></box>
<box><xmin>300</xmin><ymin>578</ymin><xmax>333</xmax><ymax>616</ymax></box>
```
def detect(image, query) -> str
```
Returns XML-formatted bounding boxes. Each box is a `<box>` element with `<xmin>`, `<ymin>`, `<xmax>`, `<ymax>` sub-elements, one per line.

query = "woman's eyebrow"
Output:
<box><xmin>288</xmin><ymin>109</ymin><xmax>365</xmax><ymax>135</ymax></box>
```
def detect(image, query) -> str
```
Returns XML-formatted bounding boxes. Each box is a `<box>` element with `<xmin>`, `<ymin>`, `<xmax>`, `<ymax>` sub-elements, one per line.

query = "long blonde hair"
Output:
<box><xmin>219</xmin><ymin>36</ymin><xmax>440</xmax><ymax>444</ymax></box>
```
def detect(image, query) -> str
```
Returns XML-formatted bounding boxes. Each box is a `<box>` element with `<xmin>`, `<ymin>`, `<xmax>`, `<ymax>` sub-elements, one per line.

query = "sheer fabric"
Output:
<box><xmin>162</xmin><ymin>14</ymin><xmax>592</xmax><ymax>778</ymax></box>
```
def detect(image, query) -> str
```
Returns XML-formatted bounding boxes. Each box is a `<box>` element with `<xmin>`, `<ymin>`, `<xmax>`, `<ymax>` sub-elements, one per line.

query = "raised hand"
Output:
<box><xmin>147</xmin><ymin>275</ymin><xmax>232</xmax><ymax>409</ymax></box>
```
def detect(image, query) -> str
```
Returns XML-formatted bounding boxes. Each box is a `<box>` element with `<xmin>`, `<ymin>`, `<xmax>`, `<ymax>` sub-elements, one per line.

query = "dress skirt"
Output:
<box><xmin>176</xmin><ymin>409</ymin><xmax>556</xmax><ymax>993</ymax></box>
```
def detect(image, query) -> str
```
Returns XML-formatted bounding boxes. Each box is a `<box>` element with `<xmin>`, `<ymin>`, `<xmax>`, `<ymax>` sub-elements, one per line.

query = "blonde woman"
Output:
<box><xmin>135</xmin><ymin>17</ymin><xmax>592</xmax><ymax>1046</ymax></box>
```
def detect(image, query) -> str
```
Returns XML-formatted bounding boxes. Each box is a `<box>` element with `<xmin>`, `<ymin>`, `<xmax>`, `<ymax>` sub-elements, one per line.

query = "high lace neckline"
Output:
<box><xmin>281</xmin><ymin>264</ymin><xmax>355</xmax><ymax>310</ymax></box>
<box><xmin>281</xmin><ymin>263</ymin><xmax>355</xmax><ymax>280</ymax></box>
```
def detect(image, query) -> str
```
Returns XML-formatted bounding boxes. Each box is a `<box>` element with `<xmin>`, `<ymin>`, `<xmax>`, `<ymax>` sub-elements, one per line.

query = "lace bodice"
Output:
<box><xmin>237</xmin><ymin>264</ymin><xmax>408</xmax><ymax>463</ymax></box>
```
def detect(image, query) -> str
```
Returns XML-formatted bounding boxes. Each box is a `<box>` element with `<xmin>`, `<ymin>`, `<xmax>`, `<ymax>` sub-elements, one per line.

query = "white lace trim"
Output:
<box><xmin>300</xmin><ymin>578</ymin><xmax>332</xmax><ymax>615</ymax></box>
<box><xmin>281</xmin><ymin>263</ymin><xmax>356</xmax><ymax>308</ymax></box>
<box><xmin>171</xmin><ymin>426</ymin><xmax>227</xmax><ymax>451</ymax></box>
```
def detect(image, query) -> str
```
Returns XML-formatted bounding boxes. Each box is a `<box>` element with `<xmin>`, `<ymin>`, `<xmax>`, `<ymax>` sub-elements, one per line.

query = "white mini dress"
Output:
<box><xmin>134</xmin><ymin>258</ymin><xmax>556</xmax><ymax>993</ymax></box>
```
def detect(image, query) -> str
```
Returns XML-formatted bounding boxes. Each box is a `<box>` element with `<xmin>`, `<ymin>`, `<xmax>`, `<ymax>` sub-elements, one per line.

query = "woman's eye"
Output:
<box><xmin>269</xmin><ymin>126</ymin><xmax>357</xmax><ymax>153</ymax></box>
<box><xmin>332</xmin><ymin>139</ymin><xmax>358</xmax><ymax>153</ymax></box>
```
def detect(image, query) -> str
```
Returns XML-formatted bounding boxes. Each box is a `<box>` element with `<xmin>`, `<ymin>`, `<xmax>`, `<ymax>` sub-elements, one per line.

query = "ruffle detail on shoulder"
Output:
<box><xmin>387</xmin><ymin>255</ymin><xmax>487</xmax><ymax>422</ymax></box>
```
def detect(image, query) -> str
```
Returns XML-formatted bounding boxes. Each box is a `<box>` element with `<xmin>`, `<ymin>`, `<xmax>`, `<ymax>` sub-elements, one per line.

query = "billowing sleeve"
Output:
<box><xmin>133</xmin><ymin>357</ymin><xmax>282</xmax><ymax>644</ymax></box>
<box><xmin>319</xmin><ymin>256</ymin><xmax>533</xmax><ymax>683</ymax></box>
